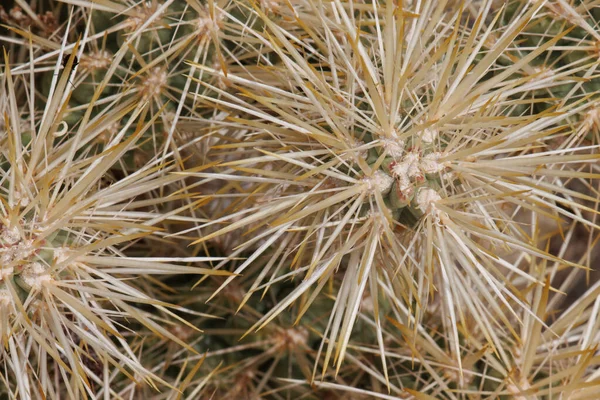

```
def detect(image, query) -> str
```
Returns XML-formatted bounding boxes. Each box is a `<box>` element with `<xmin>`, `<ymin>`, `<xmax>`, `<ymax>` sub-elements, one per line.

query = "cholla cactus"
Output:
<box><xmin>0</xmin><ymin>27</ymin><xmax>229</xmax><ymax>397</ymax></box>
<box><xmin>1</xmin><ymin>0</ymin><xmax>600</xmax><ymax>398</ymax></box>
<box><xmin>181</xmin><ymin>0</ymin><xmax>600</xmax><ymax>383</ymax></box>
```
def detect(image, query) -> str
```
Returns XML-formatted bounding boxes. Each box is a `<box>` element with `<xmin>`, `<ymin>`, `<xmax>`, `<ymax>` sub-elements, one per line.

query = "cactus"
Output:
<box><xmin>1</xmin><ymin>0</ymin><xmax>599</xmax><ymax>398</ymax></box>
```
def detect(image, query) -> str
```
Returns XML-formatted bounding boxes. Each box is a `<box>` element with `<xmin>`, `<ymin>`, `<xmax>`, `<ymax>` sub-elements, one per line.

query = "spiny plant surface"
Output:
<box><xmin>0</xmin><ymin>2</ymin><xmax>232</xmax><ymax>397</ymax></box>
<box><xmin>1</xmin><ymin>0</ymin><xmax>600</xmax><ymax>399</ymax></box>
<box><xmin>181</xmin><ymin>0</ymin><xmax>600</xmax><ymax>383</ymax></box>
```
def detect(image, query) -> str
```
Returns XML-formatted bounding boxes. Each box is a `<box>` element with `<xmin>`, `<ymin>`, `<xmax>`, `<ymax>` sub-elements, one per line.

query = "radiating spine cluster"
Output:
<box><xmin>1</xmin><ymin>0</ymin><xmax>600</xmax><ymax>399</ymax></box>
